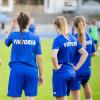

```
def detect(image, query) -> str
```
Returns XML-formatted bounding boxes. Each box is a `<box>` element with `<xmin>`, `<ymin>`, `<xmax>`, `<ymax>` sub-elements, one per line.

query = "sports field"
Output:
<box><xmin>0</xmin><ymin>38</ymin><xmax>100</xmax><ymax>100</ymax></box>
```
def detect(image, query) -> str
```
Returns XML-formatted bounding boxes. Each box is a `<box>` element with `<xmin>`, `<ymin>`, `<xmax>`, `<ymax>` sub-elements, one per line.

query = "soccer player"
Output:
<box><xmin>52</xmin><ymin>16</ymin><xmax>88</xmax><ymax>100</ymax></box>
<box><xmin>5</xmin><ymin>12</ymin><xmax>44</xmax><ymax>100</ymax></box>
<box><xmin>29</xmin><ymin>19</ymin><xmax>36</xmax><ymax>33</ymax></box>
<box><xmin>89</xmin><ymin>19</ymin><xmax>98</xmax><ymax>51</ymax></box>
<box><xmin>71</xmin><ymin>16</ymin><xmax>96</xmax><ymax>100</ymax></box>
<box><xmin>29</xmin><ymin>23</ymin><xmax>36</xmax><ymax>33</ymax></box>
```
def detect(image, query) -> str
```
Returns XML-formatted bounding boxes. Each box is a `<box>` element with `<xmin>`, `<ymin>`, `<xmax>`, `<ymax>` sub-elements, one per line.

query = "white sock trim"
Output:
<box><xmin>86</xmin><ymin>97</ymin><xmax>92</xmax><ymax>100</ymax></box>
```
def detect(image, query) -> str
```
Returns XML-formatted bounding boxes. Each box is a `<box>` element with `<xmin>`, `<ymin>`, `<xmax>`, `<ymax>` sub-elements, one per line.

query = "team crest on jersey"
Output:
<box><xmin>13</xmin><ymin>39</ymin><xmax>36</xmax><ymax>45</ymax></box>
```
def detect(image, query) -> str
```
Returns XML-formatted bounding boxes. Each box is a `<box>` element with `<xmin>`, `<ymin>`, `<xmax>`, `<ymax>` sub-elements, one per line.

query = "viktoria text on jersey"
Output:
<box><xmin>13</xmin><ymin>39</ymin><xmax>36</xmax><ymax>45</ymax></box>
<box><xmin>64</xmin><ymin>41</ymin><xmax>77</xmax><ymax>47</ymax></box>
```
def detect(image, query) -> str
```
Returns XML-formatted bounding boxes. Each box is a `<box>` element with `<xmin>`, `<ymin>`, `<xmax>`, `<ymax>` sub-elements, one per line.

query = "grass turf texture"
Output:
<box><xmin>0</xmin><ymin>38</ymin><xmax>100</xmax><ymax>100</ymax></box>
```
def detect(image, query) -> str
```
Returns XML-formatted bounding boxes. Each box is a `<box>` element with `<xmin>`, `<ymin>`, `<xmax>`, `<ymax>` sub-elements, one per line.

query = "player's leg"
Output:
<box><xmin>53</xmin><ymin>65</ymin><xmax>76</xmax><ymax>100</ymax></box>
<box><xmin>71</xmin><ymin>76</ymin><xmax>81</xmax><ymax>100</ymax></box>
<box><xmin>82</xmin><ymin>72</ymin><xmax>92</xmax><ymax>100</ymax></box>
<box><xmin>52</xmin><ymin>70</ymin><xmax>68</xmax><ymax>100</ymax></box>
<box><xmin>71</xmin><ymin>90</ymin><xmax>80</xmax><ymax>100</ymax></box>
<box><xmin>96</xmin><ymin>41</ymin><xmax>98</xmax><ymax>51</ymax></box>
<box><xmin>56</xmin><ymin>96</ymin><xmax>67</xmax><ymax>100</ymax></box>
<box><xmin>25</xmin><ymin>96</ymin><xmax>35</xmax><ymax>100</ymax></box>
<box><xmin>24</xmin><ymin>68</ymin><xmax>38</xmax><ymax>100</ymax></box>
<box><xmin>11</xmin><ymin>97</ymin><xmax>21</xmax><ymax>100</ymax></box>
<box><xmin>94</xmin><ymin>40</ymin><xmax>98</xmax><ymax>52</ymax></box>
<box><xmin>7</xmin><ymin>66</ymin><xmax>23</xmax><ymax>98</ymax></box>
<box><xmin>83</xmin><ymin>83</ymin><xmax>92</xmax><ymax>100</ymax></box>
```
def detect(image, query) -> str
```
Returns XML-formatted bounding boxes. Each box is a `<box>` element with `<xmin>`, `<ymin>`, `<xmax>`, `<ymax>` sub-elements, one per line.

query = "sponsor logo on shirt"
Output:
<box><xmin>64</xmin><ymin>42</ymin><xmax>77</xmax><ymax>47</ymax></box>
<box><xmin>13</xmin><ymin>39</ymin><xmax>36</xmax><ymax>45</ymax></box>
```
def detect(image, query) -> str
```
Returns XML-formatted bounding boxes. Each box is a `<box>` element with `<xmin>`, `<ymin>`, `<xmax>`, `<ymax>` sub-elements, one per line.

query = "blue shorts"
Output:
<box><xmin>8</xmin><ymin>63</ymin><xmax>38</xmax><ymax>97</ymax></box>
<box><xmin>52</xmin><ymin>65</ymin><xmax>76</xmax><ymax>97</ymax></box>
<box><xmin>71</xmin><ymin>70</ymin><xmax>91</xmax><ymax>90</ymax></box>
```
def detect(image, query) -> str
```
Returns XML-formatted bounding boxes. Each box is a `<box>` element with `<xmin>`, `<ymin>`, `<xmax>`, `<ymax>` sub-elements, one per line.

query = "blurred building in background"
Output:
<box><xmin>0</xmin><ymin>0</ymin><xmax>13</xmax><ymax>12</ymax></box>
<box><xmin>0</xmin><ymin>0</ymin><xmax>100</xmax><ymax>25</ymax></box>
<box><xmin>77</xmin><ymin>0</ymin><xmax>100</xmax><ymax>14</ymax></box>
<box><xmin>0</xmin><ymin>0</ymin><xmax>100</xmax><ymax>14</ymax></box>
<box><xmin>14</xmin><ymin>0</ymin><xmax>42</xmax><ymax>4</ymax></box>
<box><xmin>0</xmin><ymin>0</ymin><xmax>100</xmax><ymax>23</ymax></box>
<box><xmin>0</xmin><ymin>0</ymin><xmax>100</xmax><ymax>39</ymax></box>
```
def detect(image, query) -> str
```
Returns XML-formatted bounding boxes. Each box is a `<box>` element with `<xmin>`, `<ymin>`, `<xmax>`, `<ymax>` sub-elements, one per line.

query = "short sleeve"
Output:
<box><xmin>77</xmin><ymin>41</ymin><xmax>82</xmax><ymax>50</ymax></box>
<box><xmin>92</xmin><ymin>39</ymin><xmax>96</xmax><ymax>53</ymax></box>
<box><xmin>52</xmin><ymin>38</ymin><xmax>60</xmax><ymax>50</ymax></box>
<box><xmin>35</xmin><ymin>37</ymin><xmax>42</xmax><ymax>55</ymax></box>
<box><xmin>5</xmin><ymin>32</ymin><xmax>13</xmax><ymax>47</ymax></box>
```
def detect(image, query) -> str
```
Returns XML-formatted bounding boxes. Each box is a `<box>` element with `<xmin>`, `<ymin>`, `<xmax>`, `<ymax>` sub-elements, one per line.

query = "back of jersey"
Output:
<box><xmin>52</xmin><ymin>34</ymin><xmax>82</xmax><ymax>66</ymax></box>
<box><xmin>73</xmin><ymin>33</ymin><xmax>96</xmax><ymax>73</ymax></box>
<box><xmin>5</xmin><ymin>31</ymin><xmax>42</xmax><ymax>68</ymax></box>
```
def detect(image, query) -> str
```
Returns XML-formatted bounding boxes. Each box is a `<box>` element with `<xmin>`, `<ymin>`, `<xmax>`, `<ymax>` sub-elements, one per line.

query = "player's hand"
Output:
<box><xmin>54</xmin><ymin>64</ymin><xmax>62</xmax><ymax>70</ymax></box>
<box><xmin>73</xmin><ymin>66</ymin><xmax>79</xmax><ymax>71</ymax></box>
<box><xmin>11</xmin><ymin>18</ymin><xmax>18</xmax><ymax>30</ymax></box>
<box><xmin>0</xmin><ymin>58</ymin><xmax>2</xmax><ymax>65</ymax></box>
<box><xmin>5</xmin><ymin>18</ymin><xmax>18</xmax><ymax>38</ymax></box>
<box><xmin>38</xmin><ymin>75</ymin><xmax>44</xmax><ymax>86</ymax></box>
<box><xmin>57</xmin><ymin>64</ymin><xmax>62</xmax><ymax>70</ymax></box>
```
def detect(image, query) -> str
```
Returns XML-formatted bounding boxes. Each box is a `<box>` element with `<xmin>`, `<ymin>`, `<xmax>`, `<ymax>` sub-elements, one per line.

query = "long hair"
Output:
<box><xmin>73</xmin><ymin>16</ymin><xmax>86</xmax><ymax>47</ymax></box>
<box><xmin>17</xmin><ymin>12</ymin><xmax>30</xmax><ymax>44</ymax></box>
<box><xmin>54</xmin><ymin>16</ymin><xmax>68</xmax><ymax>34</ymax></box>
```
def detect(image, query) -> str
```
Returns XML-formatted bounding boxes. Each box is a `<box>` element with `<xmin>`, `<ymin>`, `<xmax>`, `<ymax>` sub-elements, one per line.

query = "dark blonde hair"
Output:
<box><xmin>73</xmin><ymin>16</ymin><xmax>86</xmax><ymax>47</ymax></box>
<box><xmin>54</xmin><ymin>16</ymin><xmax>68</xmax><ymax>34</ymax></box>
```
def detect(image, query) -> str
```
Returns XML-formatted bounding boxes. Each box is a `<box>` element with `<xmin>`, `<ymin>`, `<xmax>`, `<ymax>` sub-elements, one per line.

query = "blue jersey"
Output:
<box><xmin>73</xmin><ymin>33</ymin><xmax>96</xmax><ymax>74</ymax></box>
<box><xmin>5</xmin><ymin>31</ymin><xmax>42</xmax><ymax>68</ymax></box>
<box><xmin>52</xmin><ymin>34</ymin><xmax>82</xmax><ymax>66</ymax></box>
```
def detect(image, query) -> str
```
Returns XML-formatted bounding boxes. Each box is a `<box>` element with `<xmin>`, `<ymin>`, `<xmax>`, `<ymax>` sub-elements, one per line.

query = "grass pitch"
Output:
<box><xmin>0</xmin><ymin>39</ymin><xmax>100</xmax><ymax>100</ymax></box>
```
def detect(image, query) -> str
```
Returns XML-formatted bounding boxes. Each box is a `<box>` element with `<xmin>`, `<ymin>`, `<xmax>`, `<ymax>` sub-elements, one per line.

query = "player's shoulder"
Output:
<box><xmin>9</xmin><ymin>31</ymin><xmax>20</xmax><ymax>37</ymax></box>
<box><xmin>74</xmin><ymin>33</ymin><xmax>78</xmax><ymax>38</ymax></box>
<box><xmin>53</xmin><ymin>34</ymin><xmax>64</xmax><ymax>44</ymax></box>
<box><xmin>27</xmin><ymin>31</ymin><xmax>39</xmax><ymax>39</ymax></box>
<box><xmin>85</xmin><ymin>33</ymin><xmax>92</xmax><ymax>40</ymax></box>
<box><xmin>10</xmin><ymin>31</ymin><xmax>19</xmax><ymax>34</ymax></box>
<box><xmin>54</xmin><ymin>34</ymin><xmax>62</xmax><ymax>40</ymax></box>
<box><xmin>69</xmin><ymin>33</ymin><xmax>78</xmax><ymax>41</ymax></box>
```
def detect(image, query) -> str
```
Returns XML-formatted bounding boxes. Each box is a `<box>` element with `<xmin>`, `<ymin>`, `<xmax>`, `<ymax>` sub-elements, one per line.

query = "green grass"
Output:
<box><xmin>0</xmin><ymin>39</ymin><xmax>100</xmax><ymax>100</ymax></box>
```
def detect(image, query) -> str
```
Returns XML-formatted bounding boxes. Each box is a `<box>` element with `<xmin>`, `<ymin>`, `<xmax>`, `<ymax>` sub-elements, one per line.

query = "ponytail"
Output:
<box><xmin>73</xmin><ymin>16</ymin><xmax>86</xmax><ymax>47</ymax></box>
<box><xmin>20</xmin><ymin>27</ymin><xmax>23</xmax><ymax>44</ymax></box>
<box><xmin>17</xmin><ymin>12</ymin><xmax>30</xmax><ymax>44</ymax></box>
<box><xmin>54</xmin><ymin>16</ymin><xmax>68</xmax><ymax>34</ymax></box>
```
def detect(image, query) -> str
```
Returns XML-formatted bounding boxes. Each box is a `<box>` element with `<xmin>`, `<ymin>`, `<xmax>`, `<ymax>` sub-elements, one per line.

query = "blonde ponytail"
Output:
<box><xmin>73</xmin><ymin>16</ymin><xmax>86</xmax><ymax>47</ymax></box>
<box><xmin>54</xmin><ymin>16</ymin><xmax>68</xmax><ymax>34</ymax></box>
